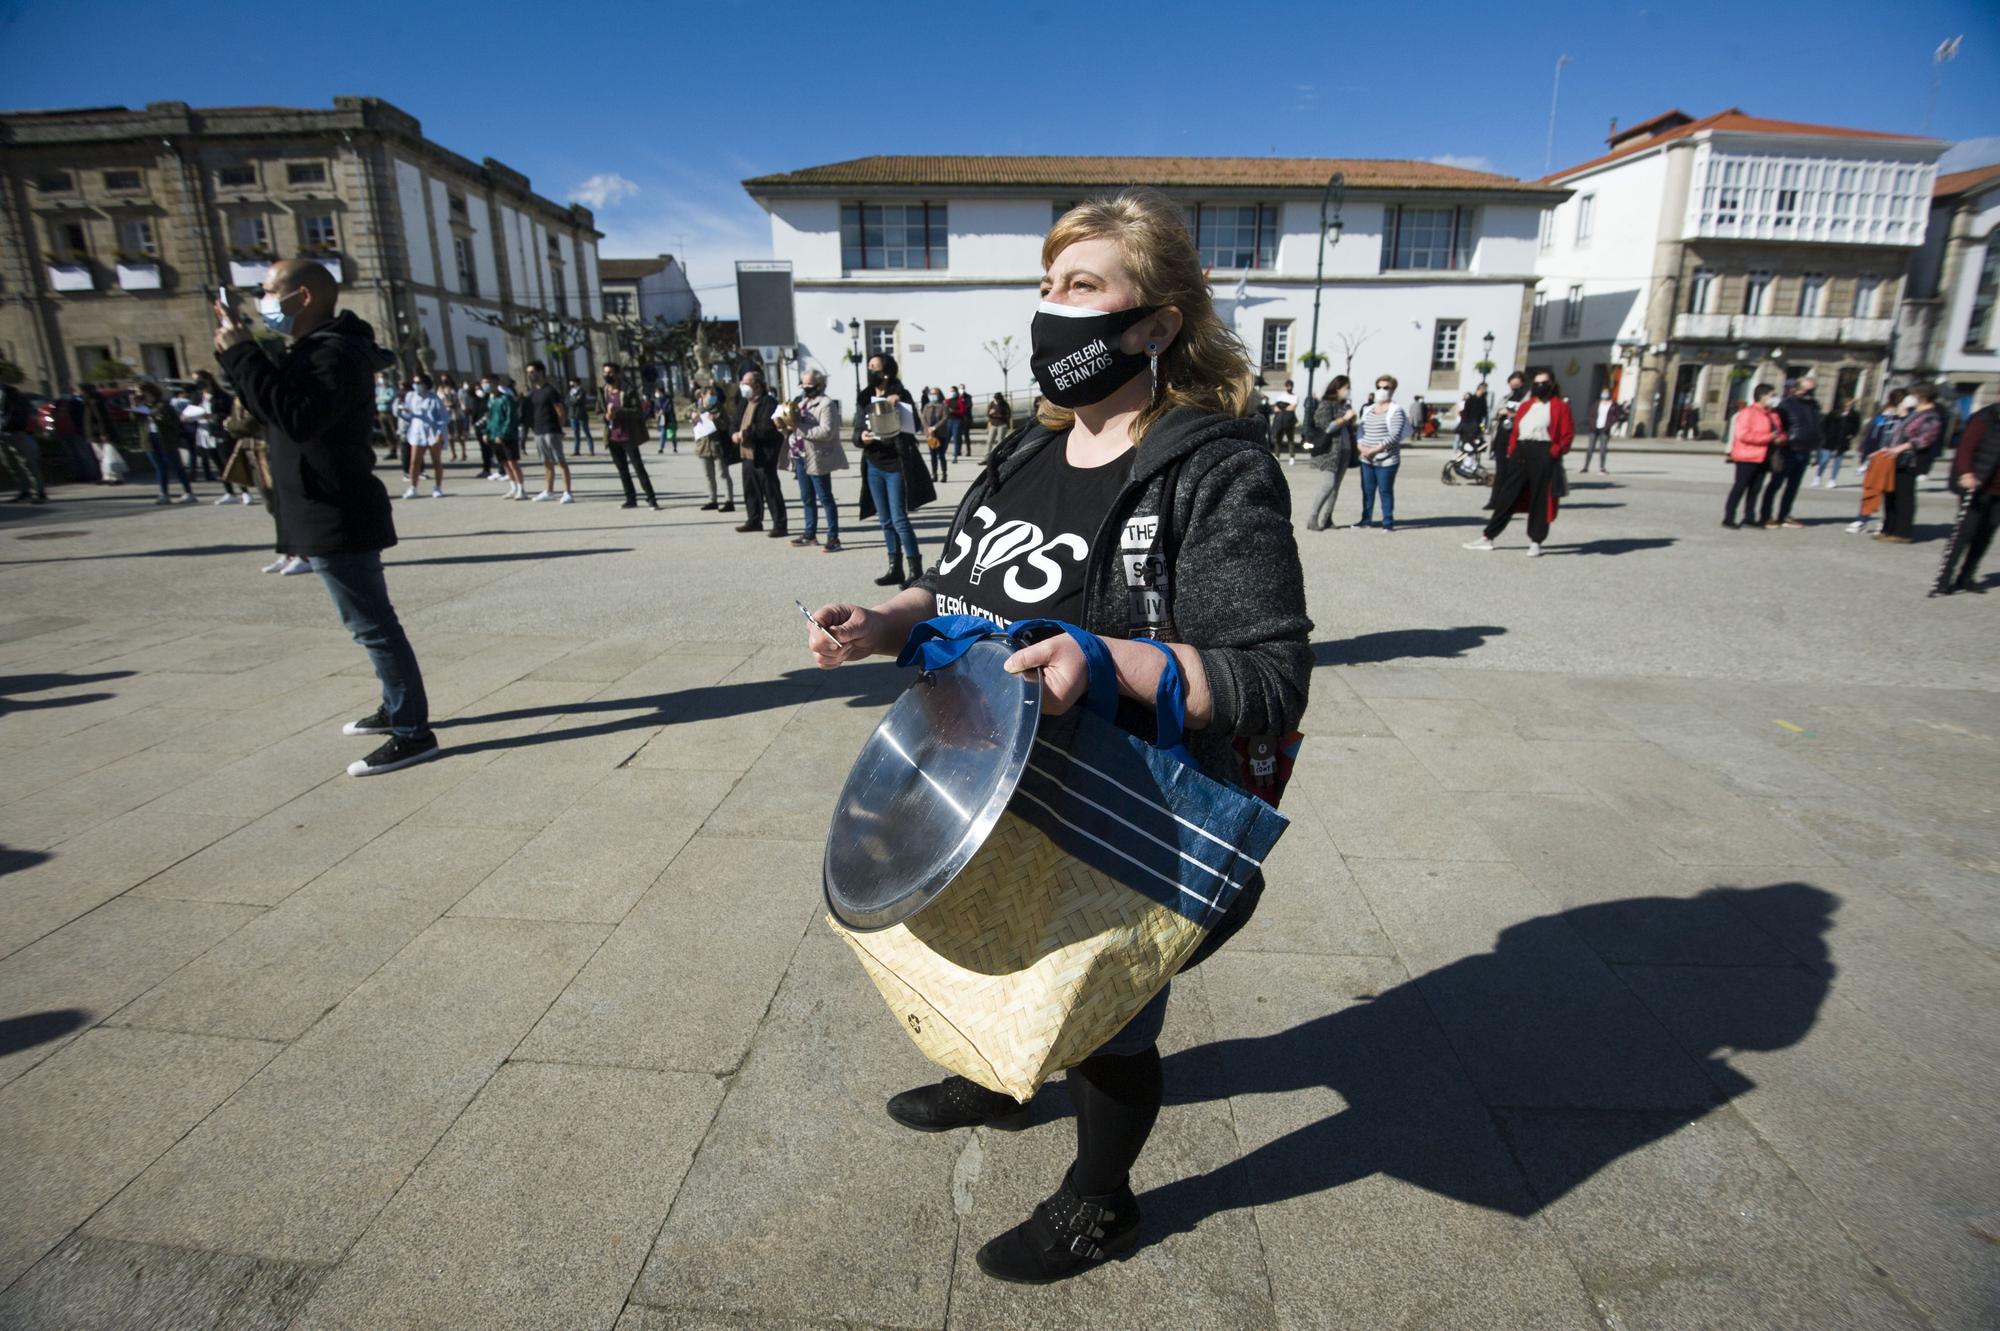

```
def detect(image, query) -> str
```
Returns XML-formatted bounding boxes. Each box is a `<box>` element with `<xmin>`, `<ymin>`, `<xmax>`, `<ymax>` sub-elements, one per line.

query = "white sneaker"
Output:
<box><xmin>214</xmin><ymin>494</ymin><xmax>234</xmax><ymax>505</ymax></box>
<box><xmin>180</xmin><ymin>492</ymin><xmax>199</xmax><ymax>504</ymax></box>
<box><xmin>531</xmin><ymin>490</ymin><xmax>552</xmax><ymax>502</ymax></box>
<box><xmin>1845</xmin><ymin>519</ymin><xmax>1866</xmax><ymax>534</ymax></box>
<box><xmin>240</xmin><ymin>493</ymin><xmax>258</xmax><ymax>505</ymax></box>
<box><xmin>1525</xmin><ymin>542</ymin><xmax>1543</xmax><ymax>557</ymax></box>
<box><xmin>402</xmin><ymin>486</ymin><xmax>418</xmax><ymax>499</ymax></box>
<box><xmin>261</xmin><ymin>555</ymin><xmax>288</xmax><ymax>573</ymax></box>
<box><xmin>280</xmin><ymin>556</ymin><xmax>312</xmax><ymax>575</ymax></box>
<box><xmin>1463</xmin><ymin>537</ymin><xmax>1494</xmax><ymax>551</ymax></box>
<box><xmin>431</xmin><ymin>488</ymin><xmax>445</xmax><ymax>499</ymax></box>
<box><xmin>559</xmin><ymin>491</ymin><xmax>574</xmax><ymax>504</ymax></box>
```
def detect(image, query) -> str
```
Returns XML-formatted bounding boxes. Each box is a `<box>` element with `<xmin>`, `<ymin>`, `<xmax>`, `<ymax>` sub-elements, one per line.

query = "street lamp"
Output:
<box><xmin>847</xmin><ymin>316</ymin><xmax>863</xmax><ymax>412</ymax></box>
<box><xmin>1302</xmin><ymin>170</ymin><xmax>1347</xmax><ymax>409</ymax></box>
<box><xmin>1481</xmin><ymin>329</ymin><xmax>1496</xmax><ymax>372</ymax></box>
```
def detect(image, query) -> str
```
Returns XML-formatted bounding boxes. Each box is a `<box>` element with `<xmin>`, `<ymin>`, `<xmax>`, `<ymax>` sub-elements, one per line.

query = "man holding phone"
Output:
<box><xmin>214</xmin><ymin>259</ymin><xmax>441</xmax><ymax>777</ymax></box>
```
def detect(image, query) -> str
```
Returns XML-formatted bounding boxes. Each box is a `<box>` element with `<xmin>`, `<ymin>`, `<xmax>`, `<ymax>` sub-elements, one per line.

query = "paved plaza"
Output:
<box><xmin>0</xmin><ymin>442</ymin><xmax>1995</xmax><ymax>1330</ymax></box>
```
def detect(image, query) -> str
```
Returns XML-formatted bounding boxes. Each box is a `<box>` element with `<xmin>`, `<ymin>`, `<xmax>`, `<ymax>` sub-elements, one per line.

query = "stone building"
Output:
<box><xmin>1531</xmin><ymin>109</ymin><xmax>1944</xmax><ymax>435</ymax></box>
<box><xmin>0</xmin><ymin>97</ymin><xmax>602</xmax><ymax>394</ymax></box>
<box><xmin>1894</xmin><ymin>163</ymin><xmax>2000</xmax><ymax>420</ymax></box>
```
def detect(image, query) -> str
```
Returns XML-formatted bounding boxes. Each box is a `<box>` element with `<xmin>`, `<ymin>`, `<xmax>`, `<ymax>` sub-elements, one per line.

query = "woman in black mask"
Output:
<box><xmin>804</xmin><ymin>189</ymin><xmax>1310</xmax><ymax>1285</ymax></box>
<box><xmin>855</xmin><ymin>352</ymin><xmax>924</xmax><ymax>586</ymax></box>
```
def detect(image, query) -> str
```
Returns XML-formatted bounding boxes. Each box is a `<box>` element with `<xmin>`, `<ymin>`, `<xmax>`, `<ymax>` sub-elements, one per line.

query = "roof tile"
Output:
<box><xmin>1935</xmin><ymin>162</ymin><xmax>2000</xmax><ymax>198</ymax></box>
<box><xmin>1545</xmin><ymin>108</ymin><xmax>1939</xmax><ymax>182</ymax></box>
<box><xmin>743</xmin><ymin>155</ymin><xmax>1557</xmax><ymax>193</ymax></box>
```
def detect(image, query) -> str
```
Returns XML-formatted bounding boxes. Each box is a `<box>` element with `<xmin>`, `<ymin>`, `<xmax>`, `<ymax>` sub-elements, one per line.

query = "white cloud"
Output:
<box><xmin>1428</xmin><ymin>154</ymin><xmax>1498</xmax><ymax>175</ymax></box>
<box><xmin>569</xmin><ymin>172</ymin><xmax>640</xmax><ymax>211</ymax></box>
<box><xmin>1939</xmin><ymin>136</ymin><xmax>2000</xmax><ymax>173</ymax></box>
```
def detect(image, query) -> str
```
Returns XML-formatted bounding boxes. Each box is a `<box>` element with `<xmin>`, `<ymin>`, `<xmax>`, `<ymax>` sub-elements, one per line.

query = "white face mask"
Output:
<box><xmin>1374</xmin><ymin>388</ymin><xmax>1391</xmax><ymax>403</ymax></box>
<box><xmin>740</xmin><ymin>382</ymin><xmax>755</xmax><ymax>398</ymax></box>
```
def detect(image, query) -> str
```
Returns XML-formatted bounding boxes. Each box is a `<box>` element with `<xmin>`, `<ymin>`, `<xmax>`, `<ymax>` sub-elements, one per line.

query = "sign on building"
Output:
<box><xmin>736</xmin><ymin>260</ymin><xmax>796</xmax><ymax>360</ymax></box>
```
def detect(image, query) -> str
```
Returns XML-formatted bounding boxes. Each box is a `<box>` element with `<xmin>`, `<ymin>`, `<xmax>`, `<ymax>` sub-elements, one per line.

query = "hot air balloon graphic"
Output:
<box><xmin>969</xmin><ymin>519</ymin><xmax>1043</xmax><ymax>586</ymax></box>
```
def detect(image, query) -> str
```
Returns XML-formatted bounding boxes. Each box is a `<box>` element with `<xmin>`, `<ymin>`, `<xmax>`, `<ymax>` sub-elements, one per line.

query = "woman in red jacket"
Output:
<box><xmin>1464</xmin><ymin>369</ymin><xmax>1572</xmax><ymax>556</ymax></box>
<box><xmin>1722</xmin><ymin>383</ymin><xmax>1785</xmax><ymax>530</ymax></box>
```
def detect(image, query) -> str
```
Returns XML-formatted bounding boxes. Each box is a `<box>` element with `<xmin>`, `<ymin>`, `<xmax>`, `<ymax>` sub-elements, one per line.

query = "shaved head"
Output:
<box><xmin>272</xmin><ymin>258</ymin><xmax>337</xmax><ymax>304</ymax></box>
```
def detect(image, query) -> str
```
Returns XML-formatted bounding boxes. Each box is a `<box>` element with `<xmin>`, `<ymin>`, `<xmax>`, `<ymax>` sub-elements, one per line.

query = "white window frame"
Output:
<box><xmin>1798</xmin><ymin>272</ymin><xmax>1827</xmax><ymax>318</ymax></box>
<box><xmin>1574</xmin><ymin>194</ymin><xmax>1595</xmax><ymax>247</ymax></box>
<box><xmin>229</xmin><ymin>214</ymin><xmax>270</xmax><ymax>251</ymax></box>
<box><xmin>1743</xmin><ymin>270</ymin><xmax>1772</xmax><ymax>316</ymax></box>
<box><xmin>117</xmin><ymin>217</ymin><xmax>157</xmax><ymax>258</ymax></box>
<box><xmin>1536</xmin><ymin>208</ymin><xmax>1553</xmax><ymax>254</ymax></box>
<box><xmin>1561</xmin><ymin>285</ymin><xmax>1583</xmax><ymax>337</ymax></box>
<box><xmin>1530</xmin><ymin>290</ymin><xmax>1548</xmax><ymax>338</ymax></box>
<box><xmin>1261</xmin><ymin>319</ymin><xmax>1292</xmax><ymax>369</ymax></box>
<box><xmin>1431</xmin><ymin>320</ymin><xmax>1462</xmax><ymax>371</ymax></box>
<box><xmin>302</xmin><ymin>213</ymin><xmax>338</xmax><ymax>251</ymax></box>
<box><xmin>1852</xmin><ymin>273</ymin><xmax>1882</xmax><ymax>318</ymax></box>
<box><xmin>1687</xmin><ymin>268</ymin><xmax>1715</xmax><ymax>314</ymax></box>
<box><xmin>865</xmin><ymin>321</ymin><xmax>898</xmax><ymax>358</ymax></box>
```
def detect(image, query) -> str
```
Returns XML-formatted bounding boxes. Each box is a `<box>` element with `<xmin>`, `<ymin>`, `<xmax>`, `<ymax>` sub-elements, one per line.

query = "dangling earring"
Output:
<box><xmin>1147</xmin><ymin>342</ymin><xmax>1160</xmax><ymax>403</ymax></box>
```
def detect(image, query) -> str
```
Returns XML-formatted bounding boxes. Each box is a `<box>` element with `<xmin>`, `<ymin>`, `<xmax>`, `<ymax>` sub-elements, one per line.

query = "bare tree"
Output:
<box><xmin>467</xmin><ymin>308</ymin><xmax>593</xmax><ymax>387</ymax></box>
<box><xmin>982</xmin><ymin>335</ymin><xmax>1022</xmax><ymax>400</ymax></box>
<box><xmin>1334</xmin><ymin>327</ymin><xmax>1379</xmax><ymax>383</ymax></box>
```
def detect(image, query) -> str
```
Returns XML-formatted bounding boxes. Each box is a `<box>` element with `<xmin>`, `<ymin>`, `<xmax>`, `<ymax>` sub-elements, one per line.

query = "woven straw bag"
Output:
<box><xmin>827</xmin><ymin>619</ymin><xmax>1289</xmax><ymax>1101</ymax></box>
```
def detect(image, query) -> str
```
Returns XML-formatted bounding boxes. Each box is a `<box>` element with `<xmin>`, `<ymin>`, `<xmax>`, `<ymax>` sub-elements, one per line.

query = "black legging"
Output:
<box><xmin>1483</xmin><ymin>439</ymin><xmax>1557</xmax><ymax>543</ymax></box>
<box><xmin>1945</xmin><ymin>491</ymin><xmax>1998</xmax><ymax>586</ymax></box>
<box><xmin>1070</xmin><ymin>1046</ymin><xmax>1162</xmax><ymax>1196</ymax></box>
<box><xmin>1881</xmin><ymin>469</ymin><xmax>1918</xmax><ymax>538</ymax></box>
<box><xmin>608</xmin><ymin>442</ymin><xmax>655</xmax><ymax>504</ymax></box>
<box><xmin>1724</xmin><ymin>460</ymin><xmax>1766</xmax><ymax>525</ymax></box>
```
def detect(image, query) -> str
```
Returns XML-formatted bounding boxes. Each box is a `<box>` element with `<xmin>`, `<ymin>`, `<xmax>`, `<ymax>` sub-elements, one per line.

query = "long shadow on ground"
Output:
<box><xmin>1313</xmin><ymin>626</ymin><xmax>1505</xmax><ymax>667</ymax></box>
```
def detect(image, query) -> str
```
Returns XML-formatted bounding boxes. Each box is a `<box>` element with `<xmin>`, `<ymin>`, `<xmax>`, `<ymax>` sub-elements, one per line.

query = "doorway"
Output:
<box><xmin>1833</xmin><ymin>366</ymin><xmax>1860</xmax><ymax>412</ymax></box>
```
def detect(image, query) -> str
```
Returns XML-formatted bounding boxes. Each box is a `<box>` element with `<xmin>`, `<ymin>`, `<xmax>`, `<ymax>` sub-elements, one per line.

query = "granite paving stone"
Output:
<box><xmin>84</xmin><ymin>917</ymin><xmax>605</xmax><ymax>1262</ymax></box>
<box><xmin>289</xmin><ymin>1062</ymin><xmax>723</xmax><ymax>1331</ymax></box>
<box><xmin>0</xmin><ymin>1235</ymin><xmax>328</xmax><ymax>1331</ymax></box>
<box><xmin>0</xmin><ymin>1029</ymin><xmax>278</xmax><ymax>1289</ymax></box>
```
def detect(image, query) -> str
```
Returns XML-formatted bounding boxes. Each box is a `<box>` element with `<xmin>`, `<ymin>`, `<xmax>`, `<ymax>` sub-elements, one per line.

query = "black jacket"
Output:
<box><xmin>914</xmin><ymin>407</ymin><xmax>1312</xmax><ymax>965</ymax></box>
<box><xmin>1777</xmin><ymin>394</ymin><xmax>1824</xmax><ymax>452</ymax></box>
<box><xmin>219</xmin><ymin>310</ymin><xmax>398</xmax><ymax>557</ymax></box>
<box><xmin>738</xmin><ymin>394</ymin><xmax>783</xmax><ymax>468</ymax></box>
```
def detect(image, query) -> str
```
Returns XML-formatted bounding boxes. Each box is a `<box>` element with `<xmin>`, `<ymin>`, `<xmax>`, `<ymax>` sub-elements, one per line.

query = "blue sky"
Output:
<box><xmin>4</xmin><ymin>0</ymin><xmax>1995</xmax><ymax>317</ymax></box>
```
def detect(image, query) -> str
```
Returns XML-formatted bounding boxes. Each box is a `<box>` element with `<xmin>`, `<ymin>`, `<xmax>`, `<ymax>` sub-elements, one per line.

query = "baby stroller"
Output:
<box><xmin>1441</xmin><ymin>430</ymin><xmax>1493</xmax><ymax>486</ymax></box>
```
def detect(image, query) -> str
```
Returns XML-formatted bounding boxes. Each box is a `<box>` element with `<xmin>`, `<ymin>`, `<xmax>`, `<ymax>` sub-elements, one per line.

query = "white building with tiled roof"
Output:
<box><xmin>1530</xmin><ymin>109</ymin><xmax>1944</xmax><ymax>437</ymax></box>
<box><xmin>1896</xmin><ymin>163</ymin><xmax>2000</xmax><ymax>417</ymax></box>
<box><xmin>742</xmin><ymin>155</ymin><xmax>1567</xmax><ymax>422</ymax></box>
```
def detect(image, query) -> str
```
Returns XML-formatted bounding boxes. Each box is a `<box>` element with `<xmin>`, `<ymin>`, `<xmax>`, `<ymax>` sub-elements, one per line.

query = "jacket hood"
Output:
<box><xmin>986</xmin><ymin>405</ymin><xmax>1265</xmax><ymax>492</ymax></box>
<box><xmin>304</xmin><ymin>310</ymin><xmax>398</xmax><ymax>373</ymax></box>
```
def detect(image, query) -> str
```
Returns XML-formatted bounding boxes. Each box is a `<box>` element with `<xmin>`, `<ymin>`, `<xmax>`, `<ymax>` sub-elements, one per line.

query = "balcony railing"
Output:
<box><xmin>47</xmin><ymin>262</ymin><xmax>94</xmax><ymax>292</ymax></box>
<box><xmin>1673</xmin><ymin>312</ymin><xmax>1888</xmax><ymax>345</ymax></box>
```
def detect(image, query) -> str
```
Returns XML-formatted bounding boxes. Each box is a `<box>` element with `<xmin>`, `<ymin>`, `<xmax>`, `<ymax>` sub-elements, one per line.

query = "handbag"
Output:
<box><xmin>828</xmin><ymin>617</ymin><xmax>1290</xmax><ymax>1100</ymax></box>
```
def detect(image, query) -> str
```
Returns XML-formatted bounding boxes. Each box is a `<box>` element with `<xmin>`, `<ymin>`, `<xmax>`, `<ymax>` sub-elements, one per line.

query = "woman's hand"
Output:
<box><xmin>859</xmin><ymin>429</ymin><xmax>878</xmax><ymax>444</ymax></box>
<box><xmin>1004</xmin><ymin>633</ymin><xmax>1089</xmax><ymax>715</ymax></box>
<box><xmin>808</xmin><ymin>603</ymin><xmax>892</xmax><ymax>668</ymax></box>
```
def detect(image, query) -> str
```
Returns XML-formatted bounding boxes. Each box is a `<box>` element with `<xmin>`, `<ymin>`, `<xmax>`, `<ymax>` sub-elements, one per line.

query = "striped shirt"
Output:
<box><xmin>1357</xmin><ymin>401</ymin><xmax>1412</xmax><ymax>467</ymax></box>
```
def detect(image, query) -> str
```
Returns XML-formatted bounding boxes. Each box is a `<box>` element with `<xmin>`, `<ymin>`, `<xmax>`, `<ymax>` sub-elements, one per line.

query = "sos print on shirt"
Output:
<box><xmin>937</xmin><ymin>506</ymin><xmax>1089</xmax><ymax>609</ymax></box>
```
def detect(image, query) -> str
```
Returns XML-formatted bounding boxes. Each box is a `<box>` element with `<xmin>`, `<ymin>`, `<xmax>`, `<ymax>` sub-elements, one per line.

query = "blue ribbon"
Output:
<box><xmin>896</xmin><ymin>615</ymin><xmax>1193</xmax><ymax>765</ymax></box>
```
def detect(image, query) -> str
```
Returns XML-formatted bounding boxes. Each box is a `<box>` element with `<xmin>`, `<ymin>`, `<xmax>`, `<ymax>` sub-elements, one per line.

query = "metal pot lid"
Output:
<box><xmin>823</xmin><ymin>638</ymin><xmax>1040</xmax><ymax>932</ymax></box>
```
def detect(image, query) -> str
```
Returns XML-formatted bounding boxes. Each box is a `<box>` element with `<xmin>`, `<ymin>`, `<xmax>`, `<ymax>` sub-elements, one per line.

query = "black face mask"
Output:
<box><xmin>1029</xmin><ymin>301</ymin><xmax>1155</xmax><ymax>408</ymax></box>
<box><xmin>1532</xmin><ymin>382</ymin><xmax>1555</xmax><ymax>400</ymax></box>
<box><xmin>803</xmin><ymin>384</ymin><xmax>821</xmax><ymax>397</ymax></box>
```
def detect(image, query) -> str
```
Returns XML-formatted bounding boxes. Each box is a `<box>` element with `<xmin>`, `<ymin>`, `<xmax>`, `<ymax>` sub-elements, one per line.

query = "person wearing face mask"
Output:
<box><xmin>693</xmin><ymin>380</ymin><xmax>736</xmax><ymax>512</ymax></box>
<box><xmin>921</xmin><ymin>386</ymin><xmax>950</xmax><ymax>482</ymax></box>
<box><xmin>1466</xmin><ymin>370</ymin><xmax>1573</xmax><ymax>555</ymax></box>
<box><xmin>1356</xmin><ymin>375</ymin><xmax>1412</xmax><ymax>531</ymax></box>
<box><xmin>214</xmin><ymin>258</ymin><xmax>440</xmax><ymax>777</ymax></box>
<box><xmin>1721</xmin><ymin>383</ymin><xmax>1785</xmax><ymax>530</ymax></box>
<box><xmin>789</xmin><ymin>368</ymin><xmax>846</xmax><ymax>550</ymax></box>
<box><xmin>1304</xmin><ymin>375</ymin><xmax>1357</xmax><ymax>530</ymax></box>
<box><xmin>395</xmin><ymin>374</ymin><xmax>449</xmax><ymax>500</ymax></box>
<box><xmin>730</xmin><ymin>367</ymin><xmax>786</xmax><ymax>535</ymax></box>
<box><xmin>1581</xmin><ymin>388</ymin><xmax>1616</xmax><ymax>475</ymax></box>
<box><xmin>1484</xmin><ymin>371</ymin><xmax>1528</xmax><ymax>512</ymax></box>
<box><xmin>602</xmin><ymin>364</ymin><xmax>659</xmax><ymax>510</ymax></box>
<box><xmin>853</xmin><ymin>352</ymin><xmax>927</xmax><ymax>586</ymax></box>
<box><xmin>805</xmin><ymin>189</ymin><xmax>1309</xmax><ymax>1286</ymax></box>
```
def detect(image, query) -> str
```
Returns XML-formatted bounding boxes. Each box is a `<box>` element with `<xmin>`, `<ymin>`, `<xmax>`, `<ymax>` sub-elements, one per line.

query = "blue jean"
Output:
<box><xmin>311</xmin><ymin>551</ymin><xmax>430</xmax><ymax>739</ymax></box>
<box><xmin>1814</xmin><ymin>447</ymin><xmax>1844</xmax><ymax>483</ymax></box>
<box><xmin>147</xmin><ymin>432</ymin><xmax>192</xmax><ymax>496</ymax></box>
<box><xmin>793</xmin><ymin>457</ymin><xmax>823</xmax><ymax>539</ymax></box>
<box><xmin>946</xmin><ymin>416</ymin><xmax>966</xmax><ymax>458</ymax></box>
<box><xmin>569</xmin><ymin>413</ymin><xmax>594</xmax><ymax>454</ymax></box>
<box><xmin>1359</xmin><ymin>462</ymin><xmax>1398</xmax><ymax>527</ymax></box>
<box><xmin>865</xmin><ymin>463</ymin><xmax>921</xmax><ymax>563</ymax></box>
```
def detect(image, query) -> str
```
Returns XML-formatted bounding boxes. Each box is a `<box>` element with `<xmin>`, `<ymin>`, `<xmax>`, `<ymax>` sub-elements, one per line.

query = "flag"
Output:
<box><xmin>1936</xmin><ymin>35</ymin><xmax>1961</xmax><ymax>63</ymax></box>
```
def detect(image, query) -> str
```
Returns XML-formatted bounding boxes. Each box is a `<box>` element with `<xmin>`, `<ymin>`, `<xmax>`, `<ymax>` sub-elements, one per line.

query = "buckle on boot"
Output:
<box><xmin>1067</xmin><ymin>1233</ymin><xmax>1104</xmax><ymax>1259</ymax></box>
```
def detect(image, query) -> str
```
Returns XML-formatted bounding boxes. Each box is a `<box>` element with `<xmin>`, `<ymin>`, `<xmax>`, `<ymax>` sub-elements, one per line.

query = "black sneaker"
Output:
<box><xmin>346</xmin><ymin>731</ymin><xmax>440</xmax><ymax>777</ymax></box>
<box><xmin>342</xmin><ymin>706</ymin><xmax>391</xmax><ymax>736</ymax></box>
<box><xmin>886</xmin><ymin>1075</ymin><xmax>1028</xmax><ymax>1133</ymax></box>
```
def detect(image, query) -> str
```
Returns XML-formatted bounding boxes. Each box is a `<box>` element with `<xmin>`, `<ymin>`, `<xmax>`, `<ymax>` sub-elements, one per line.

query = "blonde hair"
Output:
<box><xmin>1037</xmin><ymin>189</ymin><xmax>1256</xmax><ymax>437</ymax></box>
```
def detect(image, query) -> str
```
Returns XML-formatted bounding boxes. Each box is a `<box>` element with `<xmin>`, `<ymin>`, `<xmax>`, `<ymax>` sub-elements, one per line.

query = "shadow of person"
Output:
<box><xmin>1314</xmin><ymin>626</ymin><xmax>1505</xmax><ymax>667</ymax></box>
<box><xmin>1136</xmin><ymin>883</ymin><xmax>1835</xmax><ymax>1239</ymax></box>
<box><xmin>0</xmin><ymin>1008</ymin><xmax>91</xmax><ymax>1058</ymax></box>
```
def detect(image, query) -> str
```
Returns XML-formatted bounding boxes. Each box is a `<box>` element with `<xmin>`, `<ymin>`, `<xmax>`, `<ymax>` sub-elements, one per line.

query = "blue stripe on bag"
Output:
<box><xmin>896</xmin><ymin>615</ymin><xmax>1290</xmax><ymax>929</ymax></box>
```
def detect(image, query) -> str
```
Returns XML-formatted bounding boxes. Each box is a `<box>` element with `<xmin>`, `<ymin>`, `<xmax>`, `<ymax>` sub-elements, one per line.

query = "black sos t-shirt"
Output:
<box><xmin>525</xmin><ymin>385</ymin><xmax>563</xmax><ymax>436</ymax></box>
<box><xmin>931</xmin><ymin>434</ymin><xmax>1133</xmax><ymax>627</ymax></box>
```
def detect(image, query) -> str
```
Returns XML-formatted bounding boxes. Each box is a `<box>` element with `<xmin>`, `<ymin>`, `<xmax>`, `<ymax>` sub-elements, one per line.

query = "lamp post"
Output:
<box><xmin>847</xmin><ymin>316</ymin><xmax>863</xmax><ymax>415</ymax></box>
<box><xmin>1302</xmin><ymin>171</ymin><xmax>1346</xmax><ymax>409</ymax></box>
<box><xmin>1481</xmin><ymin>329</ymin><xmax>1496</xmax><ymax>373</ymax></box>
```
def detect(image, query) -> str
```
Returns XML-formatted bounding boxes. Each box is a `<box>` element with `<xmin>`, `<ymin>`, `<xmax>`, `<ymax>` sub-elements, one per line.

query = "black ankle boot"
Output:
<box><xmin>873</xmin><ymin>556</ymin><xmax>905</xmax><ymax>587</ymax></box>
<box><xmin>886</xmin><ymin>1075</ymin><xmax>1028</xmax><ymax>1133</ymax></box>
<box><xmin>975</xmin><ymin>1167</ymin><xmax>1140</xmax><ymax>1285</ymax></box>
<box><xmin>901</xmin><ymin>559</ymin><xmax>924</xmax><ymax>589</ymax></box>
